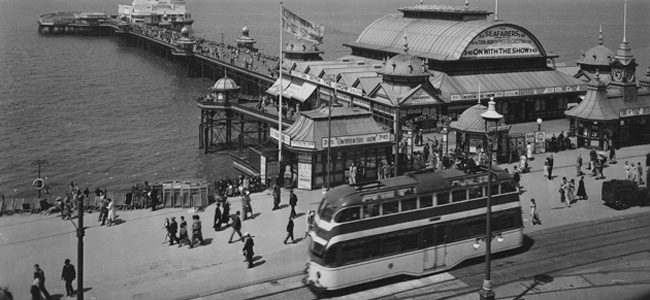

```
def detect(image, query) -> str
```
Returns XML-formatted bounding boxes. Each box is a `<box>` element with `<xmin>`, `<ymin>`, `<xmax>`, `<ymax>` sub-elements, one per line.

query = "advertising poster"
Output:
<box><xmin>260</xmin><ymin>156</ymin><xmax>266</xmax><ymax>186</ymax></box>
<box><xmin>534</xmin><ymin>131</ymin><xmax>546</xmax><ymax>153</ymax></box>
<box><xmin>298</xmin><ymin>163</ymin><xmax>312</xmax><ymax>190</ymax></box>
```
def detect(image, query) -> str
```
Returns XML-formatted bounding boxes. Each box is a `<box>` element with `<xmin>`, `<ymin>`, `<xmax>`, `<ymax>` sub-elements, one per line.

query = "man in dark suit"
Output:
<box><xmin>228</xmin><ymin>211</ymin><xmax>243</xmax><ymax>243</ymax></box>
<box><xmin>289</xmin><ymin>189</ymin><xmax>298</xmax><ymax>218</ymax></box>
<box><xmin>213</xmin><ymin>202</ymin><xmax>222</xmax><ymax>231</ymax></box>
<box><xmin>242</xmin><ymin>233</ymin><xmax>255</xmax><ymax>268</ymax></box>
<box><xmin>169</xmin><ymin>217</ymin><xmax>179</xmax><ymax>245</ymax></box>
<box><xmin>60</xmin><ymin>259</ymin><xmax>76</xmax><ymax>297</ymax></box>
<box><xmin>34</xmin><ymin>264</ymin><xmax>51</xmax><ymax>300</ymax></box>
<box><xmin>548</xmin><ymin>155</ymin><xmax>555</xmax><ymax>180</ymax></box>
<box><xmin>283</xmin><ymin>216</ymin><xmax>295</xmax><ymax>244</ymax></box>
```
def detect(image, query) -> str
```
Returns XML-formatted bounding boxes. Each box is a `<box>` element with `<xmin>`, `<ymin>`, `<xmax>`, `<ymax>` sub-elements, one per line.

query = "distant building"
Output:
<box><xmin>118</xmin><ymin>0</ymin><xmax>193</xmax><ymax>31</ymax></box>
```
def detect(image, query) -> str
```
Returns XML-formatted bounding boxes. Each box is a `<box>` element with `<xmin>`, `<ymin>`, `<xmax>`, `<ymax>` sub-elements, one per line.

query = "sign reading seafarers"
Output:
<box><xmin>462</xmin><ymin>26</ymin><xmax>541</xmax><ymax>58</ymax></box>
<box><xmin>322</xmin><ymin>133</ymin><xmax>391</xmax><ymax>148</ymax></box>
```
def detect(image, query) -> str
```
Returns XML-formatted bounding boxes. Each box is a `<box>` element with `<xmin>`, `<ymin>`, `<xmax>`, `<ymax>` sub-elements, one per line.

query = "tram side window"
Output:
<box><xmin>501</xmin><ymin>180</ymin><xmax>517</xmax><ymax>193</ymax></box>
<box><xmin>382</xmin><ymin>201</ymin><xmax>399</xmax><ymax>215</ymax></box>
<box><xmin>363</xmin><ymin>203</ymin><xmax>380</xmax><ymax>218</ymax></box>
<box><xmin>423</xmin><ymin>226</ymin><xmax>447</xmax><ymax>247</ymax></box>
<box><xmin>469</xmin><ymin>186</ymin><xmax>484</xmax><ymax>199</ymax></box>
<box><xmin>335</xmin><ymin>207</ymin><xmax>361</xmax><ymax>223</ymax></box>
<box><xmin>401</xmin><ymin>232</ymin><xmax>419</xmax><ymax>251</ymax></box>
<box><xmin>362</xmin><ymin>238</ymin><xmax>381</xmax><ymax>260</ymax></box>
<box><xmin>420</xmin><ymin>194</ymin><xmax>434</xmax><ymax>208</ymax></box>
<box><xmin>437</xmin><ymin>192</ymin><xmax>450</xmax><ymax>205</ymax></box>
<box><xmin>490</xmin><ymin>183</ymin><xmax>500</xmax><ymax>195</ymax></box>
<box><xmin>493</xmin><ymin>209</ymin><xmax>521</xmax><ymax>231</ymax></box>
<box><xmin>450</xmin><ymin>217</ymin><xmax>485</xmax><ymax>242</ymax></box>
<box><xmin>401</xmin><ymin>198</ymin><xmax>418</xmax><ymax>212</ymax></box>
<box><xmin>341</xmin><ymin>242</ymin><xmax>363</xmax><ymax>265</ymax></box>
<box><xmin>381</xmin><ymin>235</ymin><xmax>401</xmax><ymax>256</ymax></box>
<box><xmin>323</xmin><ymin>246</ymin><xmax>338</xmax><ymax>267</ymax></box>
<box><xmin>452</xmin><ymin>189</ymin><xmax>467</xmax><ymax>203</ymax></box>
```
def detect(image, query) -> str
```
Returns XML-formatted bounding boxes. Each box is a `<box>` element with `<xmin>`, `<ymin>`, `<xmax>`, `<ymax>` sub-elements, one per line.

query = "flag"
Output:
<box><xmin>282</xmin><ymin>7</ymin><xmax>324</xmax><ymax>44</ymax></box>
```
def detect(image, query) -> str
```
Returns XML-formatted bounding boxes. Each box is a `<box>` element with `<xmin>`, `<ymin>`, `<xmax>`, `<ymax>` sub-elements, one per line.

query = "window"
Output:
<box><xmin>420</xmin><ymin>194</ymin><xmax>434</xmax><ymax>208</ymax></box>
<box><xmin>490</xmin><ymin>183</ymin><xmax>500</xmax><ymax>195</ymax></box>
<box><xmin>452</xmin><ymin>189</ymin><xmax>467</xmax><ymax>202</ymax></box>
<box><xmin>362</xmin><ymin>238</ymin><xmax>381</xmax><ymax>260</ymax></box>
<box><xmin>450</xmin><ymin>216</ymin><xmax>485</xmax><ymax>242</ymax></box>
<box><xmin>437</xmin><ymin>192</ymin><xmax>450</xmax><ymax>205</ymax></box>
<box><xmin>401</xmin><ymin>198</ymin><xmax>417</xmax><ymax>212</ymax></box>
<box><xmin>501</xmin><ymin>181</ymin><xmax>517</xmax><ymax>193</ymax></box>
<box><xmin>423</xmin><ymin>226</ymin><xmax>447</xmax><ymax>247</ymax></box>
<box><xmin>363</xmin><ymin>203</ymin><xmax>380</xmax><ymax>218</ymax></box>
<box><xmin>381</xmin><ymin>235</ymin><xmax>401</xmax><ymax>256</ymax></box>
<box><xmin>318</xmin><ymin>203</ymin><xmax>336</xmax><ymax>222</ymax></box>
<box><xmin>335</xmin><ymin>207</ymin><xmax>360</xmax><ymax>223</ymax></box>
<box><xmin>341</xmin><ymin>242</ymin><xmax>363</xmax><ymax>265</ymax></box>
<box><xmin>469</xmin><ymin>186</ymin><xmax>484</xmax><ymax>199</ymax></box>
<box><xmin>323</xmin><ymin>246</ymin><xmax>337</xmax><ymax>266</ymax></box>
<box><xmin>382</xmin><ymin>201</ymin><xmax>399</xmax><ymax>215</ymax></box>
<box><xmin>401</xmin><ymin>232</ymin><xmax>419</xmax><ymax>251</ymax></box>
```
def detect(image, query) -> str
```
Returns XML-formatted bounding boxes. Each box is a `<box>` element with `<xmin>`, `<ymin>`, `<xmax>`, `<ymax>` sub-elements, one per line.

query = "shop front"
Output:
<box><xmin>271</xmin><ymin>106</ymin><xmax>393</xmax><ymax>190</ymax></box>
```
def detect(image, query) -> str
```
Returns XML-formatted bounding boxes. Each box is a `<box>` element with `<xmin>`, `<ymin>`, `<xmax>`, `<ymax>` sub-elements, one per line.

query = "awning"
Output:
<box><xmin>438</xmin><ymin>70</ymin><xmax>586</xmax><ymax>102</ymax></box>
<box><xmin>287</xmin><ymin>82</ymin><xmax>317</xmax><ymax>102</ymax></box>
<box><xmin>266</xmin><ymin>77</ymin><xmax>291</xmax><ymax>97</ymax></box>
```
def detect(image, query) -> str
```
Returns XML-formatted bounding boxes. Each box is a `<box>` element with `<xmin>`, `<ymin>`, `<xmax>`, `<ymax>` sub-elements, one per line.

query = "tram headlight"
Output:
<box><xmin>497</xmin><ymin>234</ymin><xmax>504</xmax><ymax>243</ymax></box>
<box><xmin>473</xmin><ymin>238</ymin><xmax>480</xmax><ymax>249</ymax></box>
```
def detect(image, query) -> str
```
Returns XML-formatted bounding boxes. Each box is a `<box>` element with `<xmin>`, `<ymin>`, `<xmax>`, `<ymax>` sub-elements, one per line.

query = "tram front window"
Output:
<box><xmin>319</xmin><ymin>203</ymin><xmax>336</xmax><ymax>222</ymax></box>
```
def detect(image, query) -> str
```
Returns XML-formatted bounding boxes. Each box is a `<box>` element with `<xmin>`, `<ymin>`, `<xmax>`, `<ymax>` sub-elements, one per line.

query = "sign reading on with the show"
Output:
<box><xmin>322</xmin><ymin>133</ymin><xmax>391</xmax><ymax>148</ymax></box>
<box><xmin>462</xmin><ymin>26</ymin><xmax>541</xmax><ymax>58</ymax></box>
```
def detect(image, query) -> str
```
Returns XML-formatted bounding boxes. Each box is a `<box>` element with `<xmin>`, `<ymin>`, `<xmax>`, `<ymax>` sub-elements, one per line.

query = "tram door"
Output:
<box><xmin>423</xmin><ymin>224</ymin><xmax>447</xmax><ymax>270</ymax></box>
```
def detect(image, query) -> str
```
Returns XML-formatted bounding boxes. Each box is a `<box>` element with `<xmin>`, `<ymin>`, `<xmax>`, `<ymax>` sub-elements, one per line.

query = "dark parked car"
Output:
<box><xmin>602</xmin><ymin>179</ymin><xmax>650</xmax><ymax>210</ymax></box>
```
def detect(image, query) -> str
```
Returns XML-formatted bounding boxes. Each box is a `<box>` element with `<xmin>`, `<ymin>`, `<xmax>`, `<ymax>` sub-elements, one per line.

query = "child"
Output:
<box><xmin>530</xmin><ymin>199</ymin><xmax>541</xmax><ymax>225</ymax></box>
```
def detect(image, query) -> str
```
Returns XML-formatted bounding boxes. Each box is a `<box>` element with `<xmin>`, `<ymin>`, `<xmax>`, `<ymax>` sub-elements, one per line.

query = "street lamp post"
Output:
<box><xmin>537</xmin><ymin>118</ymin><xmax>542</xmax><ymax>132</ymax></box>
<box><xmin>478</xmin><ymin>97</ymin><xmax>503</xmax><ymax>300</ymax></box>
<box><xmin>77</xmin><ymin>196</ymin><xmax>85</xmax><ymax>300</ymax></box>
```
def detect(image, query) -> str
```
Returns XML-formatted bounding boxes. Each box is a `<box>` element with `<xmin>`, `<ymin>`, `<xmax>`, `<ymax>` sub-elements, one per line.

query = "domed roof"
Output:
<box><xmin>242</xmin><ymin>25</ymin><xmax>249</xmax><ymax>32</ymax></box>
<box><xmin>587</xmin><ymin>71</ymin><xmax>607</xmax><ymax>90</ymax></box>
<box><xmin>639</xmin><ymin>67</ymin><xmax>650</xmax><ymax>86</ymax></box>
<box><xmin>209</xmin><ymin>76</ymin><xmax>240</xmax><ymax>92</ymax></box>
<box><xmin>452</xmin><ymin>103</ymin><xmax>506</xmax><ymax>133</ymax></box>
<box><xmin>382</xmin><ymin>54</ymin><xmax>427</xmax><ymax>76</ymax></box>
<box><xmin>180</xmin><ymin>26</ymin><xmax>190</xmax><ymax>35</ymax></box>
<box><xmin>577</xmin><ymin>27</ymin><xmax>614</xmax><ymax>66</ymax></box>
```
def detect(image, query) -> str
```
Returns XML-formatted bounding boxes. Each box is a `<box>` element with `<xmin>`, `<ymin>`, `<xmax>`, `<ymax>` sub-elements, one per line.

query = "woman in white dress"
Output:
<box><xmin>106</xmin><ymin>198</ymin><xmax>116</xmax><ymax>227</ymax></box>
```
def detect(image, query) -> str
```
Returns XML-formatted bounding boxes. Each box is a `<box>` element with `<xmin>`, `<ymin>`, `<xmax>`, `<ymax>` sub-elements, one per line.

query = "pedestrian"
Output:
<box><xmin>162</xmin><ymin>217</ymin><xmax>171</xmax><ymax>244</ymax></box>
<box><xmin>272</xmin><ymin>183</ymin><xmax>280</xmax><ymax>210</ymax></box>
<box><xmin>228</xmin><ymin>211</ymin><xmax>244</xmax><ymax>243</ymax></box>
<box><xmin>529</xmin><ymin>199</ymin><xmax>541</xmax><ymax>225</ymax></box>
<box><xmin>596</xmin><ymin>158</ymin><xmax>605</xmax><ymax>180</ymax></box>
<box><xmin>543</xmin><ymin>160</ymin><xmax>549</xmax><ymax>181</ymax></box>
<box><xmin>560</xmin><ymin>177</ymin><xmax>569</xmax><ymax>207</ymax></box>
<box><xmin>289</xmin><ymin>189</ymin><xmax>298</xmax><ymax>218</ymax></box>
<box><xmin>0</xmin><ymin>287</ymin><xmax>13</xmax><ymax>300</ymax></box>
<box><xmin>576</xmin><ymin>154</ymin><xmax>583</xmax><ymax>176</ymax></box>
<box><xmin>60</xmin><ymin>259</ymin><xmax>75</xmax><ymax>297</ymax></box>
<box><xmin>284</xmin><ymin>216</ymin><xmax>295</xmax><ymax>244</ymax></box>
<box><xmin>526</xmin><ymin>142</ymin><xmax>533</xmax><ymax>160</ymax></box>
<box><xmin>178</xmin><ymin>216</ymin><xmax>190</xmax><ymax>247</ymax></box>
<box><xmin>31</xmin><ymin>280</ymin><xmax>42</xmax><ymax>300</ymax></box>
<box><xmin>568</xmin><ymin>179</ymin><xmax>577</xmax><ymax>205</ymax></box>
<box><xmin>213</xmin><ymin>202</ymin><xmax>222</xmax><ymax>231</ymax></box>
<box><xmin>513</xmin><ymin>166</ymin><xmax>522</xmax><ymax>192</ymax></box>
<box><xmin>242</xmin><ymin>190</ymin><xmax>253</xmax><ymax>220</ymax></box>
<box><xmin>221</xmin><ymin>199</ymin><xmax>231</xmax><ymax>227</ymax></box>
<box><xmin>242</xmin><ymin>233</ymin><xmax>255</xmax><ymax>269</ymax></box>
<box><xmin>349</xmin><ymin>163</ymin><xmax>357</xmax><ymax>185</ymax></box>
<box><xmin>577</xmin><ymin>176</ymin><xmax>588</xmax><ymax>200</ymax></box>
<box><xmin>98</xmin><ymin>197</ymin><xmax>108</xmax><ymax>225</ymax></box>
<box><xmin>33</xmin><ymin>264</ymin><xmax>51</xmax><ymax>300</ymax></box>
<box><xmin>638</xmin><ymin>162</ymin><xmax>645</xmax><ymax>185</ymax></box>
<box><xmin>94</xmin><ymin>187</ymin><xmax>102</xmax><ymax>209</ymax></box>
<box><xmin>548</xmin><ymin>155</ymin><xmax>554</xmax><ymax>180</ymax></box>
<box><xmin>589</xmin><ymin>149</ymin><xmax>597</xmax><ymax>169</ymax></box>
<box><xmin>190</xmin><ymin>215</ymin><xmax>204</xmax><ymax>248</ymax></box>
<box><xmin>169</xmin><ymin>217</ymin><xmax>179</xmax><ymax>245</ymax></box>
<box><xmin>83</xmin><ymin>187</ymin><xmax>90</xmax><ymax>203</ymax></box>
<box><xmin>551</xmin><ymin>134</ymin><xmax>557</xmax><ymax>153</ymax></box>
<box><xmin>305</xmin><ymin>209</ymin><xmax>315</xmax><ymax>238</ymax></box>
<box><xmin>558</xmin><ymin>131</ymin><xmax>565</xmax><ymax>150</ymax></box>
<box><xmin>624</xmin><ymin>161</ymin><xmax>632</xmax><ymax>180</ymax></box>
<box><xmin>609</xmin><ymin>144</ymin><xmax>616</xmax><ymax>163</ymax></box>
<box><xmin>106</xmin><ymin>198</ymin><xmax>115</xmax><ymax>226</ymax></box>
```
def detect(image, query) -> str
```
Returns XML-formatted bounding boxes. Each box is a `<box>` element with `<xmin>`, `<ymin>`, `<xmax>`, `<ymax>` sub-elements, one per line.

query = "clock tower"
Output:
<box><xmin>609</xmin><ymin>0</ymin><xmax>637</xmax><ymax>102</ymax></box>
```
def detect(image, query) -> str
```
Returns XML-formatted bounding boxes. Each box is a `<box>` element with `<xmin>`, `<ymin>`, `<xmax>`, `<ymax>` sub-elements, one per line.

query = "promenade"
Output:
<box><xmin>1</xmin><ymin>123</ymin><xmax>649</xmax><ymax>299</ymax></box>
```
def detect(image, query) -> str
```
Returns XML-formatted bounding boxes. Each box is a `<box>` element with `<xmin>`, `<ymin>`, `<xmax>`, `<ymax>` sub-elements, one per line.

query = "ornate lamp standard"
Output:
<box><xmin>478</xmin><ymin>97</ymin><xmax>503</xmax><ymax>300</ymax></box>
<box><xmin>537</xmin><ymin>118</ymin><xmax>543</xmax><ymax>132</ymax></box>
<box><xmin>31</xmin><ymin>160</ymin><xmax>48</xmax><ymax>198</ymax></box>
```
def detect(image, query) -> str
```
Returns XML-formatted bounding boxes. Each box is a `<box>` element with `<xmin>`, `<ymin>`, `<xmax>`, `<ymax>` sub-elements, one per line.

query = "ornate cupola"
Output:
<box><xmin>576</xmin><ymin>25</ymin><xmax>614</xmax><ymax>77</ymax></box>
<box><xmin>379</xmin><ymin>36</ymin><xmax>430</xmax><ymax>87</ymax></box>
<box><xmin>235</xmin><ymin>25</ymin><xmax>257</xmax><ymax>50</ymax></box>
<box><xmin>282</xmin><ymin>39</ymin><xmax>323</xmax><ymax>62</ymax></box>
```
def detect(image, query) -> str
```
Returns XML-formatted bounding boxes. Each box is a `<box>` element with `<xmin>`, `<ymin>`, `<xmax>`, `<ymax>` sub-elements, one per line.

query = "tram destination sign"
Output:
<box><xmin>322</xmin><ymin>133</ymin><xmax>391</xmax><ymax>148</ymax></box>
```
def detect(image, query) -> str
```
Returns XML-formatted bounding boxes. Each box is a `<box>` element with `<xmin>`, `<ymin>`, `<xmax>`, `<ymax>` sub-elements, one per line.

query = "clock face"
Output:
<box><xmin>613</xmin><ymin>69</ymin><xmax>623</xmax><ymax>81</ymax></box>
<box><xmin>626</xmin><ymin>71</ymin><xmax>635</xmax><ymax>82</ymax></box>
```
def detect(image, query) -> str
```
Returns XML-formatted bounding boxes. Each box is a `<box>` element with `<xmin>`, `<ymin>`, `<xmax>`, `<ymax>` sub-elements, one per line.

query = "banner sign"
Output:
<box><xmin>322</xmin><ymin>133</ymin><xmax>391</xmax><ymax>148</ymax></box>
<box><xmin>462</xmin><ymin>26</ymin><xmax>541</xmax><ymax>58</ymax></box>
<box><xmin>620</xmin><ymin>106</ymin><xmax>650</xmax><ymax>118</ymax></box>
<box><xmin>270</xmin><ymin>128</ymin><xmax>291</xmax><ymax>146</ymax></box>
<box><xmin>282</xmin><ymin>7</ymin><xmax>324</xmax><ymax>44</ymax></box>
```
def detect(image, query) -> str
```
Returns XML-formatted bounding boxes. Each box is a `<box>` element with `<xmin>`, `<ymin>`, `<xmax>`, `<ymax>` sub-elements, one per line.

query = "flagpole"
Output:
<box><xmin>327</xmin><ymin>81</ymin><xmax>334</xmax><ymax>190</ymax></box>
<box><xmin>278</xmin><ymin>1</ymin><xmax>284</xmax><ymax>188</ymax></box>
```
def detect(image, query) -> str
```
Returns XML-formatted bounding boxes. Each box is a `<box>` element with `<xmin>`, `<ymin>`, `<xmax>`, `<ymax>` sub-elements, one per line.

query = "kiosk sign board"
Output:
<box><xmin>534</xmin><ymin>131</ymin><xmax>546</xmax><ymax>154</ymax></box>
<box><xmin>298</xmin><ymin>163</ymin><xmax>312</xmax><ymax>189</ymax></box>
<box><xmin>322</xmin><ymin>133</ymin><xmax>391</xmax><ymax>148</ymax></box>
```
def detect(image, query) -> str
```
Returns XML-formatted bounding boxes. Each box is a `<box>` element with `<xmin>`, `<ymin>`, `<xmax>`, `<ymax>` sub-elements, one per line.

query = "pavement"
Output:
<box><xmin>1</xmin><ymin>119</ymin><xmax>650</xmax><ymax>300</ymax></box>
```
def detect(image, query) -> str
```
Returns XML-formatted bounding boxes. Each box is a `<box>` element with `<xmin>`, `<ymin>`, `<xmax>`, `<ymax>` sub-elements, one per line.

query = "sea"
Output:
<box><xmin>1</xmin><ymin>0</ymin><xmax>649</xmax><ymax>199</ymax></box>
